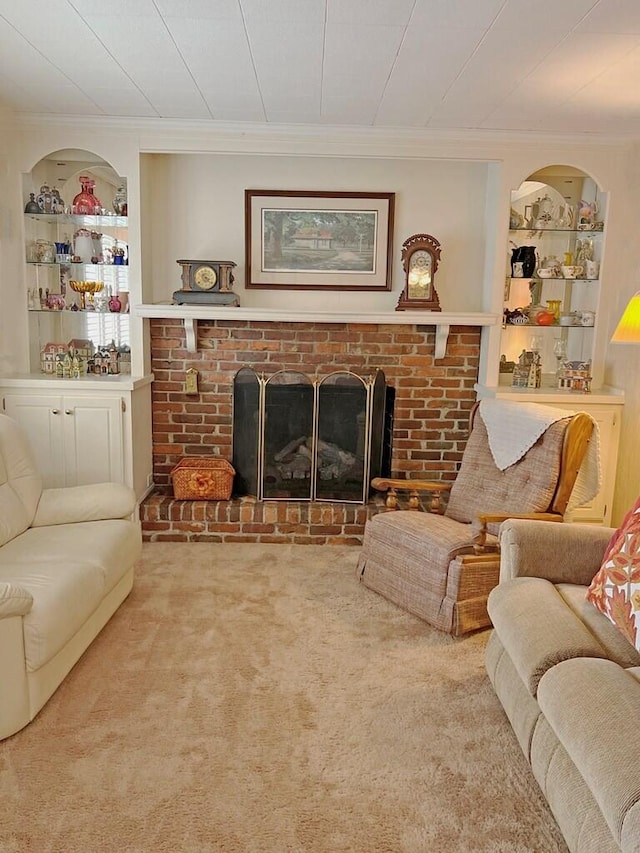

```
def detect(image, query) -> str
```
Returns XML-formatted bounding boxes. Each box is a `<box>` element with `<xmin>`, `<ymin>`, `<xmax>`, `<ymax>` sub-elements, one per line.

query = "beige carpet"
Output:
<box><xmin>1</xmin><ymin>544</ymin><xmax>567</xmax><ymax>853</ymax></box>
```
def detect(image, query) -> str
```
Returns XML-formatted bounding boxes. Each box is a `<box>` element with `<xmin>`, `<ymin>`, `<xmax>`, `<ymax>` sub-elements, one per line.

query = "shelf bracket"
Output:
<box><xmin>434</xmin><ymin>324</ymin><xmax>450</xmax><ymax>359</ymax></box>
<box><xmin>184</xmin><ymin>319</ymin><xmax>197</xmax><ymax>353</ymax></box>
<box><xmin>182</xmin><ymin>316</ymin><xmax>450</xmax><ymax>357</ymax></box>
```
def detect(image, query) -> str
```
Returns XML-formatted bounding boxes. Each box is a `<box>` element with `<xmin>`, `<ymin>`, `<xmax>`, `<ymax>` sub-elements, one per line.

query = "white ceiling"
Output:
<box><xmin>1</xmin><ymin>0</ymin><xmax>640</xmax><ymax>136</ymax></box>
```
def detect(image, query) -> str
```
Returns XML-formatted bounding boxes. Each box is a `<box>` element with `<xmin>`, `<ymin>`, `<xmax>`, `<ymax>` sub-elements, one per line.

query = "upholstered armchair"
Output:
<box><xmin>356</xmin><ymin>400</ymin><xmax>596</xmax><ymax>637</ymax></box>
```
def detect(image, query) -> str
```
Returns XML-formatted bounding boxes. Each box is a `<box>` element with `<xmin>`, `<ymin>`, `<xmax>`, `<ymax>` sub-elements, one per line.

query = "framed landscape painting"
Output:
<box><xmin>245</xmin><ymin>190</ymin><xmax>395</xmax><ymax>290</ymax></box>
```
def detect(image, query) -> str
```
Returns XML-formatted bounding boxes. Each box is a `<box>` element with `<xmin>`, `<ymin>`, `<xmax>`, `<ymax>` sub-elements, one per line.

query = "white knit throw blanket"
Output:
<box><xmin>478</xmin><ymin>399</ymin><xmax>601</xmax><ymax>511</ymax></box>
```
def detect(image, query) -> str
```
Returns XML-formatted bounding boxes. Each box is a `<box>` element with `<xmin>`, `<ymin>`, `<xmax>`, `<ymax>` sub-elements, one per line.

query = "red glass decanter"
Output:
<box><xmin>72</xmin><ymin>175</ymin><xmax>102</xmax><ymax>214</ymax></box>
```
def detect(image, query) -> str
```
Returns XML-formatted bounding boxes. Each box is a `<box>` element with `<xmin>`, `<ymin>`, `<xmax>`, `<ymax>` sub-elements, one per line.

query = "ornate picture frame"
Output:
<box><xmin>245</xmin><ymin>190</ymin><xmax>395</xmax><ymax>290</ymax></box>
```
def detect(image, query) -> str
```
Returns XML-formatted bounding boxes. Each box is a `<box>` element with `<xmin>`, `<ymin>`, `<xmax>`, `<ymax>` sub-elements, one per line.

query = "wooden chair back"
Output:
<box><xmin>467</xmin><ymin>402</ymin><xmax>594</xmax><ymax>517</ymax></box>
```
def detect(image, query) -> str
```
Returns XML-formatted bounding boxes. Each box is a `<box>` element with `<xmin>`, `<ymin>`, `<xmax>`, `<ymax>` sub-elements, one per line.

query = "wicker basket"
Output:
<box><xmin>170</xmin><ymin>457</ymin><xmax>235</xmax><ymax>500</ymax></box>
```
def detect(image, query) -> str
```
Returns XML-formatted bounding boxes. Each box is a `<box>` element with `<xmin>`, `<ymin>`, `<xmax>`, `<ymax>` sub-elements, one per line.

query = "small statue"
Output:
<box><xmin>575</xmin><ymin>239</ymin><xmax>594</xmax><ymax>265</ymax></box>
<box><xmin>51</xmin><ymin>188</ymin><xmax>65</xmax><ymax>214</ymax></box>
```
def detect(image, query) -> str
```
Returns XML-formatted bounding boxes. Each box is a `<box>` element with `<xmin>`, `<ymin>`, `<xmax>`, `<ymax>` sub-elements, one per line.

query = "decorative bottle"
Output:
<box><xmin>72</xmin><ymin>176</ymin><xmax>102</xmax><ymax>214</ymax></box>
<box><xmin>36</xmin><ymin>185</ymin><xmax>53</xmax><ymax>213</ymax></box>
<box><xmin>108</xmin><ymin>290</ymin><xmax>122</xmax><ymax>313</ymax></box>
<box><xmin>24</xmin><ymin>193</ymin><xmax>40</xmax><ymax>214</ymax></box>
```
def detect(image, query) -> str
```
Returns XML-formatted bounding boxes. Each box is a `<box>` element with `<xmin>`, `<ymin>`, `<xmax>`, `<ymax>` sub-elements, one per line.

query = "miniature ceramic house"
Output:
<box><xmin>40</xmin><ymin>342</ymin><xmax>68</xmax><ymax>374</ymax></box>
<box><xmin>558</xmin><ymin>360</ymin><xmax>592</xmax><ymax>393</ymax></box>
<box><xmin>93</xmin><ymin>341</ymin><xmax>120</xmax><ymax>375</ymax></box>
<box><xmin>67</xmin><ymin>339</ymin><xmax>94</xmax><ymax>360</ymax></box>
<box><xmin>512</xmin><ymin>350</ymin><xmax>541</xmax><ymax>389</ymax></box>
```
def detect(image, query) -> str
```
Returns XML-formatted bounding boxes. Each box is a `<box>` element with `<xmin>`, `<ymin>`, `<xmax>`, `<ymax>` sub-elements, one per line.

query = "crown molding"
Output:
<box><xmin>11</xmin><ymin>112</ymin><xmax>637</xmax><ymax>160</ymax></box>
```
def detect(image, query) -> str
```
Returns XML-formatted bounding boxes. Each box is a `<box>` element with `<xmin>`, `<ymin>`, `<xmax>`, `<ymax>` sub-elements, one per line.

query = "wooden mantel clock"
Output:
<box><xmin>396</xmin><ymin>234</ymin><xmax>442</xmax><ymax>311</ymax></box>
<box><xmin>174</xmin><ymin>259</ymin><xmax>239</xmax><ymax>305</ymax></box>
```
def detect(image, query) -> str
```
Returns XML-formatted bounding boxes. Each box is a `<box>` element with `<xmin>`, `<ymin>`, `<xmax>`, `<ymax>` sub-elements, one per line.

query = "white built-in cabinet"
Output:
<box><xmin>476</xmin><ymin>164</ymin><xmax>623</xmax><ymax>526</ymax></box>
<box><xmin>0</xmin><ymin>146</ymin><xmax>153</xmax><ymax>500</ymax></box>
<box><xmin>0</xmin><ymin>380</ymin><xmax>152</xmax><ymax>494</ymax></box>
<box><xmin>2</xmin><ymin>391</ymin><xmax>123</xmax><ymax>488</ymax></box>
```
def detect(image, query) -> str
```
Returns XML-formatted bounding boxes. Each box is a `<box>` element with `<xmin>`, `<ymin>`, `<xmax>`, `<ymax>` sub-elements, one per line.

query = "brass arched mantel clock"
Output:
<box><xmin>396</xmin><ymin>233</ymin><xmax>442</xmax><ymax>311</ymax></box>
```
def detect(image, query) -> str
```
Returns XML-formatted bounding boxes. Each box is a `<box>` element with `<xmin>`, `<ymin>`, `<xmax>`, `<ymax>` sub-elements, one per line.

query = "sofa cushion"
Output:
<box><xmin>557</xmin><ymin>584</ymin><xmax>640</xmax><ymax>668</ymax></box>
<box><xmin>0</xmin><ymin>520</ymin><xmax>141</xmax><ymax>670</ymax></box>
<box><xmin>32</xmin><ymin>483</ymin><xmax>136</xmax><ymax>527</ymax></box>
<box><xmin>530</xmin><ymin>714</ymin><xmax>622</xmax><ymax>853</ymax></box>
<box><xmin>361</xmin><ymin>510</ymin><xmax>484</xmax><ymax>592</ymax></box>
<box><xmin>0</xmin><ymin>519</ymin><xmax>141</xmax><ymax>594</ymax></box>
<box><xmin>487</xmin><ymin>577</ymin><xmax>610</xmax><ymax>696</ymax></box>
<box><xmin>537</xmin><ymin>658</ymin><xmax>640</xmax><ymax>853</ymax></box>
<box><xmin>587</xmin><ymin>499</ymin><xmax>640</xmax><ymax>652</ymax></box>
<box><xmin>0</xmin><ymin>415</ymin><xmax>42</xmax><ymax>548</ymax></box>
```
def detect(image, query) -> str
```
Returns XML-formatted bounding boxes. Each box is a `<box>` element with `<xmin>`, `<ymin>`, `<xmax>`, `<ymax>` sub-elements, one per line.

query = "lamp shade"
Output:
<box><xmin>611</xmin><ymin>292</ymin><xmax>640</xmax><ymax>343</ymax></box>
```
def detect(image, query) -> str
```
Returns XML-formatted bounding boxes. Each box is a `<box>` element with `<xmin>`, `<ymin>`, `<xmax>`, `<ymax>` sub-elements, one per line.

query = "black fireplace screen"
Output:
<box><xmin>232</xmin><ymin>367</ymin><xmax>391</xmax><ymax>504</ymax></box>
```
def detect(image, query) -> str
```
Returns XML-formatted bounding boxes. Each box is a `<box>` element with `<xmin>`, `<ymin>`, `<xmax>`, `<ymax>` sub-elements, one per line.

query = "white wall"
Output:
<box><xmin>141</xmin><ymin>152</ymin><xmax>489</xmax><ymax>313</ymax></box>
<box><xmin>0</xmin><ymin>105</ymin><xmax>22</xmax><ymax>376</ymax></box>
<box><xmin>604</xmin><ymin>142</ymin><xmax>640</xmax><ymax>523</ymax></box>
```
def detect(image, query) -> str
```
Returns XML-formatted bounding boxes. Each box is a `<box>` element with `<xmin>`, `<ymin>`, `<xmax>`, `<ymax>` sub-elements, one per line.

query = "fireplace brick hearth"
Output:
<box><xmin>140</xmin><ymin>317</ymin><xmax>481</xmax><ymax>543</ymax></box>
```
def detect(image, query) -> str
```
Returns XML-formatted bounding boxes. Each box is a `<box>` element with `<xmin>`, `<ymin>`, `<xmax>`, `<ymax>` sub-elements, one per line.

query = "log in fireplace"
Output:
<box><xmin>232</xmin><ymin>367</ymin><xmax>392</xmax><ymax>504</ymax></box>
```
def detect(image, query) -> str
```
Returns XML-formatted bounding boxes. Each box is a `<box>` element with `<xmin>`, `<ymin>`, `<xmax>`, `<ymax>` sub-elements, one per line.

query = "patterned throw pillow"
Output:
<box><xmin>587</xmin><ymin>498</ymin><xmax>640</xmax><ymax>651</ymax></box>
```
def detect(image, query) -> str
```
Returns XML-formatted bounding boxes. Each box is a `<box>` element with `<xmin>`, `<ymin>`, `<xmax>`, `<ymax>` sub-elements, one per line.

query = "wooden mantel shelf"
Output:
<box><xmin>133</xmin><ymin>303</ymin><xmax>498</xmax><ymax>359</ymax></box>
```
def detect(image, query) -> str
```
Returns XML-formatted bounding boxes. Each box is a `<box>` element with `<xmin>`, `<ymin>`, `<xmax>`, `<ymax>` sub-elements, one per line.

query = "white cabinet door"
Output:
<box><xmin>3</xmin><ymin>394</ymin><xmax>65</xmax><ymax>487</ymax></box>
<box><xmin>526</xmin><ymin>398</ymin><xmax>621</xmax><ymax>525</ymax></box>
<box><xmin>563</xmin><ymin>404</ymin><xmax>621</xmax><ymax>526</ymax></box>
<box><xmin>60</xmin><ymin>395</ymin><xmax>124</xmax><ymax>487</ymax></box>
<box><xmin>3</xmin><ymin>392</ymin><xmax>124</xmax><ymax>489</ymax></box>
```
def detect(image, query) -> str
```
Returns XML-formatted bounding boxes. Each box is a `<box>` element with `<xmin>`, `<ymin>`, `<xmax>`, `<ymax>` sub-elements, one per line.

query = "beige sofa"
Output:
<box><xmin>0</xmin><ymin>413</ymin><xmax>141</xmax><ymax>741</ymax></box>
<box><xmin>486</xmin><ymin>518</ymin><xmax>640</xmax><ymax>853</ymax></box>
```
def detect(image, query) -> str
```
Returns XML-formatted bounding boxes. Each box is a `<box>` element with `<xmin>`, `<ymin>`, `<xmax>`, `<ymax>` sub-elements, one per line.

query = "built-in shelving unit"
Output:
<box><xmin>1</xmin><ymin>148</ymin><xmax>153</xmax><ymax>499</ymax></box>
<box><xmin>499</xmin><ymin>168</ymin><xmax>606</xmax><ymax>389</ymax></box>
<box><xmin>24</xmin><ymin>206</ymin><xmax>130</xmax><ymax>374</ymax></box>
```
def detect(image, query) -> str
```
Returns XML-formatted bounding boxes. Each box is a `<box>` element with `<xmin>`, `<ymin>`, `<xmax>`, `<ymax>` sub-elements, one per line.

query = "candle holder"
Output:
<box><xmin>553</xmin><ymin>338</ymin><xmax>568</xmax><ymax>379</ymax></box>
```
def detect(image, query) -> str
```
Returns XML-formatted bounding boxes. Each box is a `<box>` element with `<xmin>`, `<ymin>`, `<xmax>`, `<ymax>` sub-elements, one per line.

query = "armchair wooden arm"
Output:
<box><xmin>473</xmin><ymin>511</ymin><xmax>563</xmax><ymax>549</ymax></box>
<box><xmin>371</xmin><ymin>477</ymin><xmax>452</xmax><ymax>512</ymax></box>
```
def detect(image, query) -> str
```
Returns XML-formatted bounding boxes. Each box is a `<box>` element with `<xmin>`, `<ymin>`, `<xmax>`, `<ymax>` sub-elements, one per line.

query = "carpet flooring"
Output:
<box><xmin>1</xmin><ymin>543</ymin><xmax>567</xmax><ymax>853</ymax></box>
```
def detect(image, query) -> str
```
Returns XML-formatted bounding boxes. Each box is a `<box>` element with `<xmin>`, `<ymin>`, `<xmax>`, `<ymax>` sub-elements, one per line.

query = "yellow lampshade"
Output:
<box><xmin>611</xmin><ymin>292</ymin><xmax>640</xmax><ymax>343</ymax></box>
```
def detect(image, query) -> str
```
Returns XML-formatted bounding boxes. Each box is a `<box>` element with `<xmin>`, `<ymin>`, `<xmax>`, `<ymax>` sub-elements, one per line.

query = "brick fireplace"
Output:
<box><xmin>140</xmin><ymin>317</ymin><xmax>481</xmax><ymax>543</ymax></box>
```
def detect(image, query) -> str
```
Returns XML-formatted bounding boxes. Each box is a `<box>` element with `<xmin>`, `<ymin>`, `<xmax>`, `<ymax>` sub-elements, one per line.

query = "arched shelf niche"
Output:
<box><xmin>21</xmin><ymin>147</ymin><xmax>131</xmax><ymax>376</ymax></box>
<box><xmin>23</xmin><ymin>148</ymin><xmax>126</xmax><ymax>217</ymax></box>
<box><xmin>503</xmin><ymin>163</ymin><xmax>607</xmax><ymax>389</ymax></box>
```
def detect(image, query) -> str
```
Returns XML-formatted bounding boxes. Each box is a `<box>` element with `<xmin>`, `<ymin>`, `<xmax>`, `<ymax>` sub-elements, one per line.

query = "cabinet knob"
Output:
<box><xmin>65</xmin><ymin>409</ymin><xmax>73</xmax><ymax>415</ymax></box>
<box><xmin>51</xmin><ymin>409</ymin><xmax>59</xmax><ymax>415</ymax></box>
